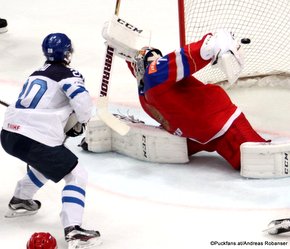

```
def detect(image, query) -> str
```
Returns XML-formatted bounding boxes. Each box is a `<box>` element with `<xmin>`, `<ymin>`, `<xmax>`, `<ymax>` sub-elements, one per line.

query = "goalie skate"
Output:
<box><xmin>5</xmin><ymin>196</ymin><xmax>41</xmax><ymax>218</ymax></box>
<box><xmin>65</xmin><ymin>225</ymin><xmax>102</xmax><ymax>249</ymax></box>
<box><xmin>263</xmin><ymin>219</ymin><xmax>290</xmax><ymax>235</ymax></box>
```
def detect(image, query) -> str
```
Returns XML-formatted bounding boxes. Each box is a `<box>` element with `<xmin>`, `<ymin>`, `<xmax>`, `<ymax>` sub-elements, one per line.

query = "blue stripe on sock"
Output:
<box><xmin>63</xmin><ymin>185</ymin><xmax>86</xmax><ymax>196</ymax></box>
<box><xmin>27</xmin><ymin>170</ymin><xmax>44</xmax><ymax>188</ymax></box>
<box><xmin>62</xmin><ymin>196</ymin><xmax>85</xmax><ymax>207</ymax></box>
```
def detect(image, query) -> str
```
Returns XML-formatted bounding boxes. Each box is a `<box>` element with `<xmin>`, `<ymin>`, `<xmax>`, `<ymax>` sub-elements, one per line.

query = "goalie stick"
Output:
<box><xmin>97</xmin><ymin>0</ymin><xmax>130</xmax><ymax>136</ymax></box>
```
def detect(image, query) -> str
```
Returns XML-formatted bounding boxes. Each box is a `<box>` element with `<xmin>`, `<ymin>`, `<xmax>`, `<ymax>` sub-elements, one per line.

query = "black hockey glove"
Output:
<box><xmin>66</xmin><ymin>122</ymin><xmax>86</xmax><ymax>137</ymax></box>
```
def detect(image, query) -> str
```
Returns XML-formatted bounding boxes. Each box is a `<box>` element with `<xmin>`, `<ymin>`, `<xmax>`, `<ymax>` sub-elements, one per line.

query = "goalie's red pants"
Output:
<box><xmin>186</xmin><ymin>113</ymin><xmax>266</xmax><ymax>170</ymax></box>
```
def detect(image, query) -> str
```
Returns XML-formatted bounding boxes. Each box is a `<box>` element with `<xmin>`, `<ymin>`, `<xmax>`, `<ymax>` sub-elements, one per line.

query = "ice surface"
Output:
<box><xmin>1</xmin><ymin>0</ymin><xmax>290</xmax><ymax>248</ymax></box>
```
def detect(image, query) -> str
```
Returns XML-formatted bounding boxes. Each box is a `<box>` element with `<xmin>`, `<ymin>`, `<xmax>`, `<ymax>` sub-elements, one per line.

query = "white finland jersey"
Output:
<box><xmin>2</xmin><ymin>62</ymin><xmax>94</xmax><ymax>146</ymax></box>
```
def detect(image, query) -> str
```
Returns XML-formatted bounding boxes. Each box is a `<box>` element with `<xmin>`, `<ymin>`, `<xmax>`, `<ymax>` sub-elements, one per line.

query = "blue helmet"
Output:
<box><xmin>42</xmin><ymin>33</ymin><xmax>73</xmax><ymax>63</ymax></box>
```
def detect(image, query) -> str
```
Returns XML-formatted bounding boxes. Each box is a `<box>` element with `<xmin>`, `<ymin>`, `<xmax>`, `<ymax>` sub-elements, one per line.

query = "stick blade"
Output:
<box><xmin>96</xmin><ymin>96</ymin><xmax>130</xmax><ymax>136</ymax></box>
<box><xmin>98</xmin><ymin>110</ymin><xmax>130</xmax><ymax>136</ymax></box>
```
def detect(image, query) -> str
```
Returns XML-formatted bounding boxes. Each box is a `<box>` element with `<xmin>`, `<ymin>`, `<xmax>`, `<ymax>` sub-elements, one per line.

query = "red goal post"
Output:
<box><xmin>177</xmin><ymin>0</ymin><xmax>290</xmax><ymax>87</ymax></box>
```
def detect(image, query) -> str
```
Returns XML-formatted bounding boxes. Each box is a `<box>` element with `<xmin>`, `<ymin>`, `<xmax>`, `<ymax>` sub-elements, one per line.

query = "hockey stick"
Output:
<box><xmin>97</xmin><ymin>0</ymin><xmax>130</xmax><ymax>136</ymax></box>
<box><xmin>0</xmin><ymin>99</ymin><xmax>9</xmax><ymax>107</ymax></box>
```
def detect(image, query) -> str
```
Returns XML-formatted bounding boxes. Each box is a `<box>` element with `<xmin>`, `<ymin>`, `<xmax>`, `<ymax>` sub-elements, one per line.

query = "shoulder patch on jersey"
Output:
<box><xmin>148</xmin><ymin>60</ymin><xmax>158</xmax><ymax>74</ymax></box>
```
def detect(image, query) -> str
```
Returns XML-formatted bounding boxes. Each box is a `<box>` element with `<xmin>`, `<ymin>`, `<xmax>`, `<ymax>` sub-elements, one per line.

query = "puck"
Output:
<box><xmin>241</xmin><ymin>38</ymin><xmax>251</xmax><ymax>44</ymax></box>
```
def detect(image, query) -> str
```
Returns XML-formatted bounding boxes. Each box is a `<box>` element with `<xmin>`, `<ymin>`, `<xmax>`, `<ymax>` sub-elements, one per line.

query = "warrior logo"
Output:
<box><xmin>142</xmin><ymin>135</ymin><xmax>147</xmax><ymax>158</ymax></box>
<box><xmin>285</xmin><ymin>153</ymin><xmax>289</xmax><ymax>174</ymax></box>
<box><xmin>100</xmin><ymin>46</ymin><xmax>114</xmax><ymax>96</ymax></box>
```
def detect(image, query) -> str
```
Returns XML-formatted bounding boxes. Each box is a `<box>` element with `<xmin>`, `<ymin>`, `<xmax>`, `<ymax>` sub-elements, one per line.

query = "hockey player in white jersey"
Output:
<box><xmin>0</xmin><ymin>33</ymin><xmax>101</xmax><ymax>248</ymax></box>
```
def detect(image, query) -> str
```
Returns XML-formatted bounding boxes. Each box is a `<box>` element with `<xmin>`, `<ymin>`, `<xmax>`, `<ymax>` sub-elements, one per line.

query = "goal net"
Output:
<box><xmin>178</xmin><ymin>0</ymin><xmax>290</xmax><ymax>87</ymax></box>
<box><xmin>178</xmin><ymin>0</ymin><xmax>290</xmax><ymax>135</ymax></box>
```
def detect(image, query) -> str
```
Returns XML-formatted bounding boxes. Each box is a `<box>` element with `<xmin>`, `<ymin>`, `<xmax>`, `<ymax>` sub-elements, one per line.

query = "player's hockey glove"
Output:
<box><xmin>66</xmin><ymin>122</ymin><xmax>86</xmax><ymax>137</ymax></box>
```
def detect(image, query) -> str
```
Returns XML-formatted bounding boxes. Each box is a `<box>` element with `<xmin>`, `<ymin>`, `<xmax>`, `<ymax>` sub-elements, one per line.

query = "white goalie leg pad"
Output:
<box><xmin>111</xmin><ymin>123</ymin><xmax>189</xmax><ymax>163</ymax></box>
<box><xmin>85</xmin><ymin>116</ymin><xmax>112</xmax><ymax>152</ymax></box>
<box><xmin>240</xmin><ymin>142</ymin><xmax>290</xmax><ymax>178</ymax></box>
<box><xmin>85</xmin><ymin>116</ymin><xmax>189</xmax><ymax>163</ymax></box>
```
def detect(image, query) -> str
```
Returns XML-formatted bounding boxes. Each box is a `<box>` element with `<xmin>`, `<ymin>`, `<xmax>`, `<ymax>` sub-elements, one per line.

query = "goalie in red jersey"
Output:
<box><xmin>83</xmin><ymin>18</ymin><xmax>290</xmax><ymax>179</ymax></box>
<box><xmin>124</xmin><ymin>30</ymin><xmax>266</xmax><ymax>170</ymax></box>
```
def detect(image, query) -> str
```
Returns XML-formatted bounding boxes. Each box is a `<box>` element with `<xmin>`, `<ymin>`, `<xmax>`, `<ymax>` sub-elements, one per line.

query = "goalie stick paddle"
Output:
<box><xmin>97</xmin><ymin>0</ymin><xmax>130</xmax><ymax>136</ymax></box>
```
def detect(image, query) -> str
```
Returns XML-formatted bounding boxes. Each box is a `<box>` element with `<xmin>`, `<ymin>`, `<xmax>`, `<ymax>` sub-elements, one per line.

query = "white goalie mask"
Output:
<box><xmin>133</xmin><ymin>47</ymin><xmax>163</xmax><ymax>85</ymax></box>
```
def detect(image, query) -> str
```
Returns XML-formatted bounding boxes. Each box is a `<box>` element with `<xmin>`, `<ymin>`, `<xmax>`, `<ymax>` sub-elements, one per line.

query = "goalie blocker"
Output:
<box><xmin>82</xmin><ymin>115</ymin><xmax>290</xmax><ymax>177</ymax></box>
<box><xmin>102</xmin><ymin>14</ymin><xmax>151</xmax><ymax>62</ymax></box>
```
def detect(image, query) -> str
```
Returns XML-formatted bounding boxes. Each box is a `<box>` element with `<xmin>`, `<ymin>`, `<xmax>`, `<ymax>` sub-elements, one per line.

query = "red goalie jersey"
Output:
<box><xmin>127</xmin><ymin>34</ymin><xmax>266</xmax><ymax>169</ymax></box>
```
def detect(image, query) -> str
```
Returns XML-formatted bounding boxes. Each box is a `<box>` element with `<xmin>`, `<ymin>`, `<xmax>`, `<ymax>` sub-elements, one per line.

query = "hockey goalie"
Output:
<box><xmin>81</xmin><ymin>15</ymin><xmax>290</xmax><ymax>182</ymax></box>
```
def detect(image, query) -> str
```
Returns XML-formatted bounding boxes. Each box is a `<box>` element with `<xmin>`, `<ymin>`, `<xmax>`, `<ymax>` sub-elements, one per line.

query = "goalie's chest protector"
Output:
<box><xmin>139</xmin><ymin>41</ymin><xmax>239</xmax><ymax>144</ymax></box>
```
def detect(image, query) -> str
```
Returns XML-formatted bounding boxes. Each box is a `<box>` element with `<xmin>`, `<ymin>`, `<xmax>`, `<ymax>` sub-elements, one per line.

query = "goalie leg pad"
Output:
<box><xmin>85</xmin><ymin>116</ymin><xmax>189</xmax><ymax>164</ymax></box>
<box><xmin>240</xmin><ymin>142</ymin><xmax>290</xmax><ymax>178</ymax></box>
<box><xmin>85</xmin><ymin>116</ymin><xmax>112</xmax><ymax>153</ymax></box>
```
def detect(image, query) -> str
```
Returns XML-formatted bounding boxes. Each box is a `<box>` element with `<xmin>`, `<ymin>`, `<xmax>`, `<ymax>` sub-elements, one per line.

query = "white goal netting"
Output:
<box><xmin>178</xmin><ymin>0</ymin><xmax>290</xmax><ymax>135</ymax></box>
<box><xmin>178</xmin><ymin>0</ymin><xmax>290</xmax><ymax>85</ymax></box>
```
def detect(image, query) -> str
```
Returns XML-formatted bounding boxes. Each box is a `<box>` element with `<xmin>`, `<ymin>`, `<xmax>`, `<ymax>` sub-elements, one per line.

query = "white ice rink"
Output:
<box><xmin>1</xmin><ymin>0</ymin><xmax>290</xmax><ymax>248</ymax></box>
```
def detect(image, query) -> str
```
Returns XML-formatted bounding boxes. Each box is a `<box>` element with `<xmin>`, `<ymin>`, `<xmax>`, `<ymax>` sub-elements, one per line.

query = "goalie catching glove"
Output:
<box><xmin>200</xmin><ymin>29</ymin><xmax>244</xmax><ymax>84</ymax></box>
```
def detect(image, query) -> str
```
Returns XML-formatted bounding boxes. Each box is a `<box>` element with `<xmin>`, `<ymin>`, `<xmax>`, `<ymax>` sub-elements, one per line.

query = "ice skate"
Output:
<box><xmin>5</xmin><ymin>196</ymin><xmax>41</xmax><ymax>218</ymax></box>
<box><xmin>263</xmin><ymin>219</ymin><xmax>290</xmax><ymax>235</ymax></box>
<box><xmin>0</xmin><ymin>18</ymin><xmax>8</xmax><ymax>33</ymax></box>
<box><xmin>65</xmin><ymin>225</ymin><xmax>102</xmax><ymax>248</ymax></box>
